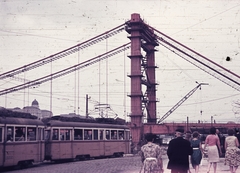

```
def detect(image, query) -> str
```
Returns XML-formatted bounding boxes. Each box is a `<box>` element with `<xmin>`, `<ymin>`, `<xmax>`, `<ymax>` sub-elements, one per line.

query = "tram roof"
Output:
<box><xmin>0</xmin><ymin>117</ymin><xmax>45</xmax><ymax>126</ymax></box>
<box><xmin>45</xmin><ymin>120</ymin><xmax>129</xmax><ymax>129</ymax></box>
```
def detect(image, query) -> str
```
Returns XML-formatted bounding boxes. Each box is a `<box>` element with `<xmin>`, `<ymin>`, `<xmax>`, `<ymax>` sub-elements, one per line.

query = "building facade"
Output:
<box><xmin>10</xmin><ymin>99</ymin><xmax>52</xmax><ymax>119</ymax></box>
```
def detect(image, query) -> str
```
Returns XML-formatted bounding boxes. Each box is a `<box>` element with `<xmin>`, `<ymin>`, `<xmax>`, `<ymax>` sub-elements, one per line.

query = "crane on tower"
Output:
<box><xmin>144</xmin><ymin>24</ymin><xmax>240</xmax><ymax>123</ymax></box>
<box><xmin>158</xmin><ymin>83</ymin><xmax>208</xmax><ymax>123</ymax></box>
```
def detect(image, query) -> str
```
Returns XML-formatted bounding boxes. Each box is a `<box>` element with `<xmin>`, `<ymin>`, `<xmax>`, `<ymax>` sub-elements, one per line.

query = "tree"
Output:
<box><xmin>232</xmin><ymin>99</ymin><xmax>240</xmax><ymax>115</ymax></box>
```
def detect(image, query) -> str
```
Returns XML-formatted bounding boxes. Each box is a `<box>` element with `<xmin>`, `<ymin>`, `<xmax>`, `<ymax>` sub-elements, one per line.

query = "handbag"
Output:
<box><xmin>236</xmin><ymin>148</ymin><xmax>240</xmax><ymax>155</ymax></box>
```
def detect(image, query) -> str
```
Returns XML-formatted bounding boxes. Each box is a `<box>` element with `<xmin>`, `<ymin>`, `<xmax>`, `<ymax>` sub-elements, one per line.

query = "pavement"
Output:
<box><xmin>162</xmin><ymin>155</ymin><xmax>230</xmax><ymax>173</ymax></box>
<box><xmin>125</xmin><ymin>154</ymin><xmax>231</xmax><ymax>173</ymax></box>
<box><xmin>1</xmin><ymin>154</ymin><xmax>234</xmax><ymax>173</ymax></box>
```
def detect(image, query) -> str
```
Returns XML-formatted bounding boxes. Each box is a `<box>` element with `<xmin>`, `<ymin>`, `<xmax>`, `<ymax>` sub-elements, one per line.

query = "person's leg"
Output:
<box><xmin>171</xmin><ymin>169</ymin><xmax>178</xmax><ymax>173</ymax></box>
<box><xmin>179</xmin><ymin>169</ymin><xmax>188</xmax><ymax>173</ymax></box>
<box><xmin>192</xmin><ymin>165</ymin><xmax>196</xmax><ymax>173</ymax></box>
<box><xmin>233</xmin><ymin>166</ymin><xmax>238</xmax><ymax>173</ymax></box>
<box><xmin>207</xmin><ymin>162</ymin><xmax>212</xmax><ymax>173</ymax></box>
<box><xmin>229</xmin><ymin>166</ymin><xmax>232</xmax><ymax>173</ymax></box>
<box><xmin>188</xmin><ymin>156</ymin><xmax>192</xmax><ymax>173</ymax></box>
<box><xmin>195</xmin><ymin>165</ymin><xmax>199</xmax><ymax>173</ymax></box>
<box><xmin>213</xmin><ymin>162</ymin><xmax>217</xmax><ymax>173</ymax></box>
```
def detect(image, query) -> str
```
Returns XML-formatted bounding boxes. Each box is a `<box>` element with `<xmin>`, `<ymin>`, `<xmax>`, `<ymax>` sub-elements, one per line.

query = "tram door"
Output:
<box><xmin>0</xmin><ymin>127</ymin><xmax>3</xmax><ymax>166</ymax></box>
<box><xmin>2</xmin><ymin>126</ymin><xmax>14</xmax><ymax>167</ymax></box>
<box><xmin>4</xmin><ymin>145</ymin><xmax>14</xmax><ymax>166</ymax></box>
<box><xmin>44</xmin><ymin>128</ymin><xmax>51</xmax><ymax>160</ymax></box>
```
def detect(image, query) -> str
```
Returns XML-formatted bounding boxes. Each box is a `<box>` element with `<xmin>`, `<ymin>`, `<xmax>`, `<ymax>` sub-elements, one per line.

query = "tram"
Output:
<box><xmin>44</xmin><ymin>117</ymin><xmax>131</xmax><ymax>161</ymax></box>
<box><xmin>0</xmin><ymin>108</ymin><xmax>131</xmax><ymax>169</ymax></box>
<box><xmin>0</xmin><ymin>109</ymin><xmax>45</xmax><ymax>168</ymax></box>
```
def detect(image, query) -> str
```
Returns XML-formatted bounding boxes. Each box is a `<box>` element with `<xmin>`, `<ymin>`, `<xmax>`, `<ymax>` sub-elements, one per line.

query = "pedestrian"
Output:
<box><xmin>185</xmin><ymin>131</ymin><xmax>192</xmax><ymax>141</ymax></box>
<box><xmin>203</xmin><ymin>127</ymin><xmax>222</xmax><ymax>173</ymax></box>
<box><xmin>235</xmin><ymin>129</ymin><xmax>240</xmax><ymax>146</ymax></box>
<box><xmin>167</xmin><ymin>128</ymin><xmax>193</xmax><ymax>173</ymax></box>
<box><xmin>216</xmin><ymin>128</ymin><xmax>225</xmax><ymax>156</ymax></box>
<box><xmin>224</xmin><ymin>128</ymin><xmax>240</xmax><ymax>173</ymax></box>
<box><xmin>140</xmin><ymin>133</ymin><xmax>163</xmax><ymax>173</ymax></box>
<box><xmin>184</xmin><ymin>131</ymin><xmax>192</xmax><ymax>173</ymax></box>
<box><xmin>190</xmin><ymin>131</ymin><xmax>203</xmax><ymax>173</ymax></box>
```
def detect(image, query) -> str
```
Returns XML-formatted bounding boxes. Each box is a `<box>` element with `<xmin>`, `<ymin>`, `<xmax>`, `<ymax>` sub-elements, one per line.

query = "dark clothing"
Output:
<box><xmin>190</xmin><ymin>139</ymin><xmax>202</xmax><ymax>167</ymax></box>
<box><xmin>217</xmin><ymin>133</ymin><xmax>226</xmax><ymax>155</ymax></box>
<box><xmin>167</xmin><ymin>137</ymin><xmax>193</xmax><ymax>172</ymax></box>
<box><xmin>235</xmin><ymin>132</ymin><xmax>240</xmax><ymax>145</ymax></box>
<box><xmin>171</xmin><ymin>169</ymin><xmax>188</xmax><ymax>173</ymax></box>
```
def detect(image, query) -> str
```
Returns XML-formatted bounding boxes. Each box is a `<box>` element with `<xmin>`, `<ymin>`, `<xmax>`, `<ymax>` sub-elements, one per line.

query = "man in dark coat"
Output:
<box><xmin>167</xmin><ymin>128</ymin><xmax>193</xmax><ymax>173</ymax></box>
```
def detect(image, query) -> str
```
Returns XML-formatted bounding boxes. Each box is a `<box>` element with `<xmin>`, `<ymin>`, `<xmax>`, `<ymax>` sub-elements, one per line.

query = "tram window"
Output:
<box><xmin>60</xmin><ymin>129</ymin><xmax>71</xmax><ymax>141</ymax></box>
<box><xmin>119</xmin><ymin>130</ymin><xmax>124</xmax><ymax>140</ymax></box>
<box><xmin>84</xmin><ymin>129</ymin><xmax>92</xmax><ymax>140</ymax></box>
<box><xmin>93</xmin><ymin>129</ymin><xmax>98</xmax><ymax>140</ymax></box>
<box><xmin>38</xmin><ymin>128</ymin><xmax>44</xmax><ymax>140</ymax></box>
<box><xmin>111</xmin><ymin>130</ymin><xmax>117</xmax><ymax>139</ymax></box>
<box><xmin>99</xmin><ymin>130</ymin><xmax>104</xmax><ymax>140</ymax></box>
<box><xmin>42</xmin><ymin>128</ymin><xmax>45</xmax><ymax>140</ymax></box>
<box><xmin>7</xmin><ymin>126</ymin><xmax>13</xmax><ymax>142</ymax></box>
<box><xmin>105</xmin><ymin>130</ymin><xmax>110</xmax><ymax>140</ymax></box>
<box><xmin>126</xmin><ymin>131</ymin><xmax>130</xmax><ymax>140</ymax></box>
<box><xmin>52</xmin><ymin>129</ymin><xmax>59</xmax><ymax>140</ymax></box>
<box><xmin>27</xmin><ymin>127</ymin><xmax>36</xmax><ymax>141</ymax></box>
<box><xmin>66</xmin><ymin>129</ymin><xmax>70</xmax><ymax>140</ymax></box>
<box><xmin>45</xmin><ymin>130</ymin><xmax>50</xmax><ymax>140</ymax></box>
<box><xmin>15</xmin><ymin>127</ymin><xmax>26</xmax><ymax>141</ymax></box>
<box><xmin>0</xmin><ymin>128</ymin><xmax>2</xmax><ymax>142</ymax></box>
<box><xmin>60</xmin><ymin>130</ymin><xmax>64</xmax><ymax>140</ymax></box>
<box><xmin>74</xmin><ymin>129</ymin><xmax>83</xmax><ymax>140</ymax></box>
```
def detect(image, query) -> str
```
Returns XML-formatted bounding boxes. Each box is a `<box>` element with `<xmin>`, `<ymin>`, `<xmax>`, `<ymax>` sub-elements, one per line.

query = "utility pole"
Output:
<box><xmin>211</xmin><ymin>116</ymin><xmax>213</xmax><ymax>127</ymax></box>
<box><xmin>86</xmin><ymin>94</ymin><xmax>89</xmax><ymax>118</ymax></box>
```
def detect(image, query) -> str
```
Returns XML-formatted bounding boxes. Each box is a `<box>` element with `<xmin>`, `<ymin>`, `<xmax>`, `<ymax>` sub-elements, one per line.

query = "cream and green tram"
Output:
<box><xmin>44</xmin><ymin>119</ymin><xmax>131</xmax><ymax>161</ymax></box>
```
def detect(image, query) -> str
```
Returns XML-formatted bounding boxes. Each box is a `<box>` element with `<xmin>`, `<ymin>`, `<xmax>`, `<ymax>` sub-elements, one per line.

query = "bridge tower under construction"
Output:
<box><xmin>125</xmin><ymin>13</ymin><xmax>159</xmax><ymax>148</ymax></box>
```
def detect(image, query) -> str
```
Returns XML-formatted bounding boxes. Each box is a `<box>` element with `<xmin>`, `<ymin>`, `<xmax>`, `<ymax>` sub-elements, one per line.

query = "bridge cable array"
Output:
<box><xmin>0</xmin><ymin>23</ymin><xmax>127</xmax><ymax>80</ymax></box>
<box><xmin>146</xmin><ymin>25</ymin><xmax>240</xmax><ymax>92</ymax></box>
<box><xmin>0</xmin><ymin>43</ymin><xmax>130</xmax><ymax>96</ymax></box>
<box><xmin>140</xmin><ymin>23</ymin><xmax>240</xmax><ymax>122</ymax></box>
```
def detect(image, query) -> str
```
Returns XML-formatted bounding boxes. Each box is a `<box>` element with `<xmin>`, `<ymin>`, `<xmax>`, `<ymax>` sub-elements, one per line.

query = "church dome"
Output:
<box><xmin>32</xmin><ymin>99</ymin><xmax>39</xmax><ymax>106</ymax></box>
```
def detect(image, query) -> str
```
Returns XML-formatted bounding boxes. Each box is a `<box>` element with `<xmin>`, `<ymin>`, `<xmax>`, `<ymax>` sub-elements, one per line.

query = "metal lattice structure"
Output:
<box><xmin>1</xmin><ymin>13</ymin><xmax>240</xmax><ymax>148</ymax></box>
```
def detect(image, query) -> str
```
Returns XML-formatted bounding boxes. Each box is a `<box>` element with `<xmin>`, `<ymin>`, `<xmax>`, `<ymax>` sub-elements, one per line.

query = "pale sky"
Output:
<box><xmin>0</xmin><ymin>0</ymin><xmax>240</xmax><ymax>123</ymax></box>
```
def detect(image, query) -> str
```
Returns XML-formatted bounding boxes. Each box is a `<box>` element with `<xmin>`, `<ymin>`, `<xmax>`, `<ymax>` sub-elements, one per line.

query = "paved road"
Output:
<box><xmin>1</xmin><ymin>154</ymin><xmax>232</xmax><ymax>173</ymax></box>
